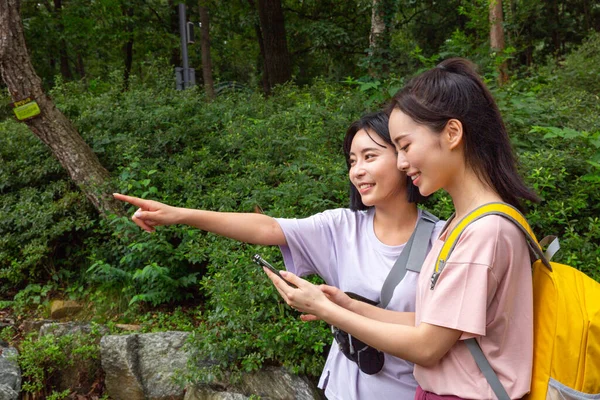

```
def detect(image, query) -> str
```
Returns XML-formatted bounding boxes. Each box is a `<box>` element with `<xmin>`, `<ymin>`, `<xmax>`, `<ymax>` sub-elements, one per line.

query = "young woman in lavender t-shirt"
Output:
<box><xmin>113</xmin><ymin>112</ymin><xmax>443</xmax><ymax>400</ymax></box>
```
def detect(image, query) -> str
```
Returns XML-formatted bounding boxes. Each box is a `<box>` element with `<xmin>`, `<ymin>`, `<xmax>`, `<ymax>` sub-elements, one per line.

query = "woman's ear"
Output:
<box><xmin>443</xmin><ymin>119</ymin><xmax>463</xmax><ymax>150</ymax></box>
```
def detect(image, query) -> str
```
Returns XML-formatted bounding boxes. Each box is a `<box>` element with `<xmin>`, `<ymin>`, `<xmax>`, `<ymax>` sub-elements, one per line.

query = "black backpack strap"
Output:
<box><xmin>379</xmin><ymin>210</ymin><xmax>439</xmax><ymax>308</ymax></box>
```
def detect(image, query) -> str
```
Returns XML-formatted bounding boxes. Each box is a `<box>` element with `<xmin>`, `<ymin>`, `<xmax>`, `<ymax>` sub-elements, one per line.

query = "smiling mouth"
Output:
<box><xmin>358</xmin><ymin>183</ymin><xmax>374</xmax><ymax>192</ymax></box>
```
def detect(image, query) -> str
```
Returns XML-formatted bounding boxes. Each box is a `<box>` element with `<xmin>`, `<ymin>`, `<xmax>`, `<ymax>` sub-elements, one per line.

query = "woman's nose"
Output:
<box><xmin>397</xmin><ymin>153</ymin><xmax>409</xmax><ymax>171</ymax></box>
<box><xmin>351</xmin><ymin>163</ymin><xmax>366</xmax><ymax>178</ymax></box>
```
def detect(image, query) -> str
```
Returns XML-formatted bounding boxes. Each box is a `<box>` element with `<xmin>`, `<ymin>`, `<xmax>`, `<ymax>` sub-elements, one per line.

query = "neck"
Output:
<box><xmin>446</xmin><ymin>168</ymin><xmax>502</xmax><ymax>221</ymax></box>
<box><xmin>372</xmin><ymin>200</ymin><xmax>419</xmax><ymax>246</ymax></box>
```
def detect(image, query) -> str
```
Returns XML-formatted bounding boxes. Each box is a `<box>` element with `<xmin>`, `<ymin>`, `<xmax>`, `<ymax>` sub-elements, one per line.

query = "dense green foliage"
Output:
<box><xmin>17</xmin><ymin>327</ymin><xmax>103</xmax><ymax>398</ymax></box>
<box><xmin>1</xmin><ymin>0</ymin><xmax>600</xmax><ymax>389</ymax></box>
<box><xmin>14</xmin><ymin>0</ymin><xmax>600</xmax><ymax>90</ymax></box>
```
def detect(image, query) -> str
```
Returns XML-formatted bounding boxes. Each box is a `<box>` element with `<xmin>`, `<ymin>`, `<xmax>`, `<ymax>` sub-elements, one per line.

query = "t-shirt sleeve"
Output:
<box><xmin>419</xmin><ymin>217</ymin><xmax>507</xmax><ymax>338</ymax></box>
<box><xmin>275</xmin><ymin>210</ymin><xmax>340</xmax><ymax>283</ymax></box>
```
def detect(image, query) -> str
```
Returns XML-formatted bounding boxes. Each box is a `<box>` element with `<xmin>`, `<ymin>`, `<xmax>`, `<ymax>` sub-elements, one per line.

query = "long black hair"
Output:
<box><xmin>343</xmin><ymin>111</ymin><xmax>428</xmax><ymax>211</ymax></box>
<box><xmin>387</xmin><ymin>58</ymin><xmax>538</xmax><ymax>211</ymax></box>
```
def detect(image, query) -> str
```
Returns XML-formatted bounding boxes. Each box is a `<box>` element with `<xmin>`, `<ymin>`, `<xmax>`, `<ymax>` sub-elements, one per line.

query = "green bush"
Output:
<box><xmin>18</xmin><ymin>327</ymin><xmax>103</xmax><ymax>397</ymax></box>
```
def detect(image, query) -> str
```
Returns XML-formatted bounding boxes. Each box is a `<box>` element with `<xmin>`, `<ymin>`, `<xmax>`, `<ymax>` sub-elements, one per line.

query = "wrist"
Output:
<box><xmin>172</xmin><ymin>206</ymin><xmax>188</xmax><ymax>225</ymax></box>
<box><xmin>320</xmin><ymin>299</ymin><xmax>346</xmax><ymax>326</ymax></box>
<box><xmin>346</xmin><ymin>298</ymin><xmax>361</xmax><ymax>313</ymax></box>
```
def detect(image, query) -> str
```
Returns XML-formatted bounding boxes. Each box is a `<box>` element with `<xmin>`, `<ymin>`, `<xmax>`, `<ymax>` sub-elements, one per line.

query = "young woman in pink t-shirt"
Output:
<box><xmin>265</xmin><ymin>58</ymin><xmax>538</xmax><ymax>399</ymax></box>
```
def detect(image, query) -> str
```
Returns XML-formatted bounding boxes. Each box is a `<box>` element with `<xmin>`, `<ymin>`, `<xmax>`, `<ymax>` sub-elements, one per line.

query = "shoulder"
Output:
<box><xmin>317</xmin><ymin>208</ymin><xmax>368</xmax><ymax>223</ymax></box>
<box><xmin>462</xmin><ymin>214</ymin><xmax>525</xmax><ymax>245</ymax></box>
<box><xmin>286</xmin><ymin>208</ymin><xmax>368</xmax><ymax>230</ymax></box>
<box><xmin>446</xmin><ymin>215</ymin><xmax>527</xmax><ymax>267</ymax></box>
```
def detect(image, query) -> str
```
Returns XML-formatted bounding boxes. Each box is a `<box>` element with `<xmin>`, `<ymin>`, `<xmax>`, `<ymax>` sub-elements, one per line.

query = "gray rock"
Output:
<box><xmin>0</xmin><ymin>346</ymin><xmax>20</xmax><ymax>400</ymax></box>
<box><xmin>0</xmin><ymin>385</ymin><xmax>19</xmax><ymax>400</ymax></box>
<box><xmin>184</xmin><ymin>386</ymin><xmax>249</xmax><ymax>400</ymax></box>
<box><xmin>39</xmin><ymin>321</ymin><xmax>108</xmax><ymax>337</ymax></box>
<box><xmin>138</xmin><ymin>331</ymin><xmax>190</xmax><ymax>399</ymax></box>
<box><xmin>100</xmin><ymin>334</ymin><xmax>146</xmax><ymax>400</ymax></box>
<box><xmin>184</xmin><ymin>366</ymin><xmax>320</xmax><ymax>400</ymax></box>
<box><xmin>234</xmin><ymin>366</ymin><xmax>319</xmax><ymax>400</ymax></box>
<box><xmin>101</xmin><ymin>331</ymin><xmax>190</xmax><ymax>400</ymax></box>
<box><xmin>19</xmin><ymin>319</ymin><xmax>55</xmax><ymax>335</ymax></box>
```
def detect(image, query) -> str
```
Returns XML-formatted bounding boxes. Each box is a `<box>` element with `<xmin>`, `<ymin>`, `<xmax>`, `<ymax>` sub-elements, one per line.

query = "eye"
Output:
<box><xmin>365</xmin><ymin>153</ymin><xmax>377</xmax><ymax>160</ymax></box>
<box><xmin>348</xmin><ymin>158</ymin><xmax>356</xmax><ymax>166</ymax></box>
<box><xmin>399</xmin><ymin>143</ymin><xmax>410</xmax><ymax>152</ymax></box>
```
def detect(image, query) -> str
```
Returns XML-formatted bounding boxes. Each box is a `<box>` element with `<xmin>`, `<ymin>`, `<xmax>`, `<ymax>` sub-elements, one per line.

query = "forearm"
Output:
<box><xmin>322</xmin><ymin>303</ymin><xmax>454</xmax><ymax>366</ymax></box>
<box><xmin>176</xmin><ymin>208</ymin><xmax>286</xmax><ymax>245</ymax></box>
<box><xmin>348</xmin><ymin>300</ymin><xmax>415</xmax><ymax>325</ymax></box>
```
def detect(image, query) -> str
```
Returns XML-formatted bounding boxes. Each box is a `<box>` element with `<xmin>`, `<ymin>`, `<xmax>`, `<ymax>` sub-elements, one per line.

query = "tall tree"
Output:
<box><xmin>256</xmin><ymin>0</ymin><xmax>292</xmax><ymax>93</ymax></box>
<box><xmin>198</xmin><ymin>0</ymin><xmax>215</xmax><ymax>99</ymax></box>
<box><xmin>489</xmin><ymin>0</ymin><xmax>508</xmax><ymax>85</ymax></box>
<box><xmin>368</xmin><ymin>0</ymin><xmax>397</xmax><ymax>77</ymax></box>
<box><xmin>122</xmin><ymin>3</ymin><xmax>134</xmax><ymax>90</ymax></box>
<box><xmin>52</xmin><ymin>0</ymin><xmax>73</xmax><ymax>80</ymax></box>
<box><xmin>0</xmin><ymin>0</ymin><xmax>122</xmax><ymax>216</ymax></box>
<box><xmin>247</xmin><ymin>0</ymin><xmax>270</xmax><ymax>94</ymax></box>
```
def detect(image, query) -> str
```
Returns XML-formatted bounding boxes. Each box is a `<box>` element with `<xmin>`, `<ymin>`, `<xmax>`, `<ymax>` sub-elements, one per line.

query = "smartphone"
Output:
<box><xmin>253</xmin><ymin>254</ymin><xmax>297</xmax><ymax>288</ymax></box>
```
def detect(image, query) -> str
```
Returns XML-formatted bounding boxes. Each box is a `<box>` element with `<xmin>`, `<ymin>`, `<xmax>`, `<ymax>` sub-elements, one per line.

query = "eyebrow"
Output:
<box><xmin>349</xmin><ymin>147</ymin><xmax>384</xmax><ymax>156</ymax></box>
<box><xmin>392</xmin><ymin>133</ymin><xmax>409</xmax><ymax>144</ymax></box>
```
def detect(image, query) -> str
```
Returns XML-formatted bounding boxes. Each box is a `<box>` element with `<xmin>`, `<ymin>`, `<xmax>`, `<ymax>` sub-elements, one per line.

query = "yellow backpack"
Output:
<box><xmin>433</xmin><ymin>203</ymin><xmax>600</xmax><ymax>400</ymax></box>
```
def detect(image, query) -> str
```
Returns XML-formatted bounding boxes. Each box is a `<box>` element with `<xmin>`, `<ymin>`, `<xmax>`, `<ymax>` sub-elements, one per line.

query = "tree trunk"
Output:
<box><xmin>53</xmin><ymin>0</ymin><xmax>72</xmax><ymax>80</ymax></box>
<box><xmin>369</xmin><ymin>0</ymin><xmax>386</xmax><ymax>50</ymax></box>
<box><xmin>369</xmin><ymin>0</ymin><xmax>386</xmax><ymax>76</ymax></box>
<box><xmin>368</xmin><ymin>0</ymin><xmax>397</xmax><ymax>77</ymax></box>
<box><xmin>256</xmin><ymin>0</ymin><xmax>291</xmax><ymax>91</ymax></box>
<box><xmin>76</xmin><ymin>52</ymin><xmax>85</xmax><ymax>79</ymax></box>
<box><xmin>551</xmin><ymin>0</ymin><xmax>560</xmax><ymax>59</ymax></box>
<box><xmin>489</xmin><ymin>0</ymin><xmax>508</xmax><ymax>85</ymax></box>
<box><xmin>122</xmin><ymin>5</ymin><xmax>134</xmax><ymax>91</ymax></box>
<box><xmin>0</xmin><ymin>0</ymin><xmax>123</xmax><ymax>216</ymax></box>
<box><xmin>168</xmin><ymin>0</ymin><xmax>180</xmax><ymax>68</ymax></box>
<box><xmin>198</xmin><ymin>1</ymin><xmax>215</xmax><ymax>99</ymax></box>
<box><xmin>247</xmin><ymin>0</ymin><xmax>270</xmax><ymax>94</ymax></box>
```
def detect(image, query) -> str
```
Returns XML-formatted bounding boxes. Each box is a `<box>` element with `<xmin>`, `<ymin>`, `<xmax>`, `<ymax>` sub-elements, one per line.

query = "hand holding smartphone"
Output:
<box><xmin>253</xmin><ymin>254</ymin><xmax>297</xmax><ymax>288</ymax></box>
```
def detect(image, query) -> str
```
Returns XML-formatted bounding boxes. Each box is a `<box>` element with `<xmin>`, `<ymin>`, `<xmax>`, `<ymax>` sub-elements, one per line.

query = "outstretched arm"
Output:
<box><xmin>265</xmin><ymin>269</ymin><xmax>461</xmax><ymax>367</ymax></box>
<box><xmin>113</xmin><ymin>193</ymin><xmax>287</xmax><ymax>246</ymax></box>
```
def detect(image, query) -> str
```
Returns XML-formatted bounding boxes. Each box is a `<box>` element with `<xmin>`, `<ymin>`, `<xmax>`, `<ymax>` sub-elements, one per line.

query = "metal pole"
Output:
<box><xmin>178</xmin><ymin>3</ymin><xmax>189</xmax><ymax>89</ymax></box>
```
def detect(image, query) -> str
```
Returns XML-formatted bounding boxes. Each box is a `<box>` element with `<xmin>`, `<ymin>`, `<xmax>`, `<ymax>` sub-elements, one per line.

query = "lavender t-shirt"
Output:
<box><xmin>276</xmin><ymin>208</ymin><xmax>444</xmax><ymax>400</ymax></box>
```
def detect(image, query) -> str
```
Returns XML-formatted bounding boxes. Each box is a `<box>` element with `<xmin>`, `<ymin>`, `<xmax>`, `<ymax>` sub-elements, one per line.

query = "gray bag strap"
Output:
<box><xmin>465</xmin><ymin>339</ymin><xmax>511</xmax><ymax>400</ymax></box>
<box><xmin>379</xmin><ymin>210</ymin><xmax>439</xmax><ymax>308</ymax></box>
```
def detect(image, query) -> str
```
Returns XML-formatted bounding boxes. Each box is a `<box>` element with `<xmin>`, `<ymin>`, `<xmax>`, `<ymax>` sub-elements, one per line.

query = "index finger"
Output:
<box><xmin>263</xmin><ymin>267</ymin><xmax>295</xmax><ymax>295</ymax></box>
<box><xmin>113</xmin><ymin>193</ymin><xmax>147</xmax><ymax>208</ymax></box>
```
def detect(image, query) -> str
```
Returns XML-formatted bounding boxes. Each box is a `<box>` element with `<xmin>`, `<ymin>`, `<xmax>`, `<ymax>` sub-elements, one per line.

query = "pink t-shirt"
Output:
<box><xmin>414</xmin><ymin>215</ymin><xmax>533</xmax><ymax>399</ymax></box>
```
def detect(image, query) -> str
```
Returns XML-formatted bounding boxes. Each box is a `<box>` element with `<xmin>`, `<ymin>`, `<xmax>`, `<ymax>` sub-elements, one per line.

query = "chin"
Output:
<box><xmin>417</xmin><ymin>186</ymin><xmax>434</xmax><ymax>197</ymax></box>
<box><xmin>359</xmin><ymin>196</ymin><xmax>375</xmax><ymax>207</ymax></box>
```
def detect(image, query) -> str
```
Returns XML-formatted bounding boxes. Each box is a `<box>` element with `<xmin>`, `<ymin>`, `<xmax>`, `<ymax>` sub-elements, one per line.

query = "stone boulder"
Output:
<box><xmin>184</xmin><ymin>366</ymin><xmax>321</xmax><ymax>400</ymax></box>
<box><xmin>49</xmin><ymin>300</ymin><xmax>83</xmax><ymax>319</ymax></box>
<box><xmin>101</xmin><ymin>331</ymin><xmax>190</xmax><ymax>400</ymax></box>
<box><xmin>101</xmin><ymin>331</ymin><xmax>321</xmax><ymax>400</ymax></box>
<box><xmin>0</xmin><ymin>344</ymin><xmax>20</xmax><ymax>400</ymax></box>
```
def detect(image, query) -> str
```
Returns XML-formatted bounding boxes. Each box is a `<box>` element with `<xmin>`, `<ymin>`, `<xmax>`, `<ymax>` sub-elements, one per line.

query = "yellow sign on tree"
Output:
<box><xmin>11</xmin><ymin>97</ymin><xmax>41</xmax><ymax>121</ymax></box>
